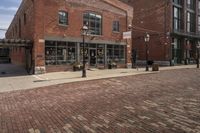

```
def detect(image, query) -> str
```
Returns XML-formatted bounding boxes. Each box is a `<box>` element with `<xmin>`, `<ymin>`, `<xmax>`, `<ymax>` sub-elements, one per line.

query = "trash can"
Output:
<box><xmin>152</xmin><ymin>63</ymin><xmax>159</xmax><ymax>71</ymax></box>
<box><xmin>108</xmin><ymin>64</ymin><xmax>112</xmax><ymax>69</ymax></box>
<box><xmin>148</xmin><ymin>60</ymin><xmax>154</xmax><ymax>66</ymax></box>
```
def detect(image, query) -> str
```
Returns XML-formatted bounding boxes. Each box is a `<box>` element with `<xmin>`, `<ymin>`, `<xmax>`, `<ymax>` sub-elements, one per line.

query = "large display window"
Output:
<box><xmin>107</xmin><ymin>44</ymin><xmax>125</xmax><ymax>64</ymax></box>
<box><xmin>45</xmin><ymin>41</ymin><xmax>125</xmax><ymax>67</ymax></box>
<box><xmin>45</xmin><ymin>41</ymin><xmax>76</xmax><ymax>65</ymax></box>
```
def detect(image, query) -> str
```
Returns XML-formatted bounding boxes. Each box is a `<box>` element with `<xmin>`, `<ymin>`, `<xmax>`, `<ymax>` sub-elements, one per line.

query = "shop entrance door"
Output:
<box><xmin>89</xmin><ymin>49</ymin><xmax>96</xmax><ymax>66</ymax></box>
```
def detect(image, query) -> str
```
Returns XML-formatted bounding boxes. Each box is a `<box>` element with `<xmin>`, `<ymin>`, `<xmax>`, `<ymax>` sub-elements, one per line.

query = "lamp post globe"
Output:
<box><xmin>81</xmin><ymin>25</ymin><xmax>88</xmax><ymax>78</ymax></box>
<box><xmin>145</xmin><ymin>33</ymin><xmax>150</xmax><ymax>42</ymax></box>
<box><xmin>144</xmin><ymin>33</ymin><xmax>150</xmax><ymax>71</ymax></box>
<box><xmin>82</xmin><ymin>25</ymin><xmax>89</xmax><ymax>33</ymax></box>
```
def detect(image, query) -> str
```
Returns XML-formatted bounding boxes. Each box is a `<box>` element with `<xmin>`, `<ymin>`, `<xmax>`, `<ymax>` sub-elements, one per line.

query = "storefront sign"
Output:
<box><xmin>123</xmin><ymin>31</ymin><xmax>132</xmax><ymax>39</ymax></box>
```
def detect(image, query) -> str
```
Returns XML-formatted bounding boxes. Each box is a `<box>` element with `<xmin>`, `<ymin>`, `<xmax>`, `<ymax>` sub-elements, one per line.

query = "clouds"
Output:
<box><xmin>0</xmin><ymin>0</ymin><xmax>21</xmax><ymax>38</ymax></box>
<box><xmin>0</xmin><ymin>6</ymin><xmax>18</xmax><ymax>12</ymax></box>
<box><xmin>0</xmin><ymin>14</ymin><xmax>14</xmax><ymax>38</ymax></box>
<box><xmin>0</xmin><ymin>14</ymin><xmax>14</xmax><ymax>28</ymax></box>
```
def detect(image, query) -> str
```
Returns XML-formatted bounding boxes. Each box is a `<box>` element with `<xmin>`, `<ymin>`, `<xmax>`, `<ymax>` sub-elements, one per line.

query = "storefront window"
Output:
<box><xmin>68</xmin><ymin>42</ymin><xmax>76</xmax><ymax>63</ymax></box>
<box><xmin>97</xmin><ymin>44</ymin><xmax>104</xmax><ymax>64</ymax></box>
<box><xmin>80</xmin><ymin>43</ymin><xmax>89</xmax><ymax>63</ymax></box>
<box><xmin>107</xmin><ymin>45</ymin><xmax>125</xmax><ymax>64</ymax></box>
<box><xmin>45</xmin><ymin>41</ymin><xmax>57</xmax><ymax>65</ymax></box>
<box><xmin>172</xmin><ymin>38</ymin><xmax>182</xmax><ymax>64</ymax></box>
<box><xmin>45</xmin><ymin>41</ymin><xmax>76</xmax><ymax>65</ymax></box>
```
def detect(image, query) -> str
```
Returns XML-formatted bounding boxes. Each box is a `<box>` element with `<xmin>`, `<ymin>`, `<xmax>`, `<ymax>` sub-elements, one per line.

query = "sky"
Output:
<box><xmin>0</xmin><ymin>0</ymin><xmax>21</xmax><ymax>38</ymax></box>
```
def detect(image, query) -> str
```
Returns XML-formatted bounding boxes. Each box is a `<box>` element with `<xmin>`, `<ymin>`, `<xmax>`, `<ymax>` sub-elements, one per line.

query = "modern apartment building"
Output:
<box><xmin>121</xmin><ymin>0</ymin><xmax>200</xmax><ymax>65</ymax></box>
<box><xmin>6</xmin><ymin>0</ymin><xmax>133</xmax><ymax>74</ymax></box>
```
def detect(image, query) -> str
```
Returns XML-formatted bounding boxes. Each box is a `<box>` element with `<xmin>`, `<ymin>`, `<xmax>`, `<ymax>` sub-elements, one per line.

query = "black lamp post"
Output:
<box><xmin>81</xmin><ymin>25</ymin><xmax>88</xmax><ymax>78</ymax></box>
<box><xmin>197</xmin><ymin>42</ymin><xmax>200</xmax><ymax>69</ymax></box>
<box><xmin>144</xmin><ymin>33</ymin><xmax>150</xmax><ymax>71</ymax></box>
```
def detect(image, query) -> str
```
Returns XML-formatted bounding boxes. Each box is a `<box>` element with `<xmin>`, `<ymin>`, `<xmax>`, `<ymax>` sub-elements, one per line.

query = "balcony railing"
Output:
<box><xmin>172</xmin><ymin>29</ymin><xmax>200</xmax><ymax>38</ymax></box>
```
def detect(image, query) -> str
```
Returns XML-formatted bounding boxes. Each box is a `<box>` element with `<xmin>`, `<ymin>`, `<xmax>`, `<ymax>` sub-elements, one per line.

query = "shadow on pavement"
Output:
<box><xmin>0</xmin><ymin>63</ymin><xmax>28</xmax><ymax>77</ymax></box>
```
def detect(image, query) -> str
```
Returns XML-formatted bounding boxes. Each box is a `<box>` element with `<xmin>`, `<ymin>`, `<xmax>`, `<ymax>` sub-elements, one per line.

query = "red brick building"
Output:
<box><xmin>121</xmin><ymin>0</ymin><xmax>200</xmax><ymax>65</ymax></box>
<box><xmin>6</xmin><ymin>0</ymin><xmax>133</xmax><ymax>74</ymax></box>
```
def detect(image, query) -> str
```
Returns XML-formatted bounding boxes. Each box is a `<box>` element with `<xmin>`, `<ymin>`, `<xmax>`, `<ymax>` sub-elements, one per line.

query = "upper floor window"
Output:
<box><xmin>187</xmin><ymin>0</ymin><xmax>195</xmax><ymax>10</ymax></box>
<box><xmin>19</xmin><ymin>18</ymin><xmax>21</xmax><ymax>38</ymax></box>
<box><xmin>83</xmin><ymin>12</ymin><xmax>102</xmax><ymax>35</ymax></box>
<box><xmin>15</xmin><ymin>25</ymin><xmax>17</xmax><ymax>35</ymax></box>
<box><xmin>173</xmin><ymin>0</ymin><xmax>182</xmax><ymax>5</ymax></box>
<box><xmin>113</xmin><ymin>21</ymin><xmax>120</xmax><ymax>32</ymax></box>
<box><xmin>24</xmin><ymin>13</ymin><xmax>26</xmax><ymax>25</ymax></box>
<box><xmin>198</xmin><ymin>0</ymin><xmax>200</xmax><ymax>13</ymax></box>
<box><xmin>187</xmin><ymin>12</ymin><xmax>195</xmax><ymax>32</ymax></box>
<box><xmin>173</xmin><ymin>6</ymin><xmax>181</xmax><ymax>31</ymax></box>
<box><xmin>58</xmin><ymin>11</ymin><xmax>68</xmax><ymax>25</ymax></box>
<box><xmin>198</xmin><ymin>16</ymin><xmax>200</xmax><ymax>32</ymax></box>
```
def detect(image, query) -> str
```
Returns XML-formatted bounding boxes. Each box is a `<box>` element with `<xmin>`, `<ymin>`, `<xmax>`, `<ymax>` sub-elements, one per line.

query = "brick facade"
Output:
<box><xmin>6</xmin><ymin>0</ymin><xmax>133</xmax><ymax>74</ymax></box>
<box><xmin>121</xmin><ymin>0</ymin><xmax>200</xmax><ymax>66</ymax></box>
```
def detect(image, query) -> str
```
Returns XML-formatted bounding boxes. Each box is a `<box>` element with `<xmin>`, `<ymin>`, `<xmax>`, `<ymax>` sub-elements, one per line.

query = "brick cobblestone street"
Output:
<box><xmin>0</xmin><ymin>68</ymin><xmax>200</xmax><ymax>133</ymax></box>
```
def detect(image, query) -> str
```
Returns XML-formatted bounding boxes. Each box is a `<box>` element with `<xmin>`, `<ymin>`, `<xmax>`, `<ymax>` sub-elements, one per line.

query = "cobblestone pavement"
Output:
<box><xmin>0</xmin><ymin>69</ymin><xmax>200</xmax><ymax>133</ymax></box>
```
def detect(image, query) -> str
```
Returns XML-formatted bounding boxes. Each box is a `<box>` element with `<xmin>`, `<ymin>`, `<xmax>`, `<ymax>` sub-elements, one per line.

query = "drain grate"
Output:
<box><xmin>120</xmin><ymin>72</ymin><xmax>128</xmax><ymax>73</ymax></box>
<box><xmin>33</xmin><ymin>80</ymin><xmax>48</xmax><ymax>83</ymax></box>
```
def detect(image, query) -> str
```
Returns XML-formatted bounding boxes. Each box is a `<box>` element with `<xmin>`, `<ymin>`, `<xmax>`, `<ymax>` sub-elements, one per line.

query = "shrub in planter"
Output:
<box><xmin>72</xmin><ymin>62</ymin><xmax>83</xmax><ymax>71</ymax></box>
<box><xmin>111</xmin><ymin>62</ymin><xmax>117</xmax><ymax>68</ymax></box>
<box><xmin>108</xmin><ymin>61</ymin><xmax>117</xmax><ymax>69</ymax></box>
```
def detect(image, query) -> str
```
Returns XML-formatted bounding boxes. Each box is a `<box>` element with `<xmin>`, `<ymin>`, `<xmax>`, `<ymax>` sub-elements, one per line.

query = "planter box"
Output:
<box><xmin>152</xmin><ymin>63</ymin><xmax>159</xmax><ymax>71</ymax></box>
<box><xmin>73</xmin><ymin>65</ymin><xmax>83</xmax><ymax>71</ymax></box>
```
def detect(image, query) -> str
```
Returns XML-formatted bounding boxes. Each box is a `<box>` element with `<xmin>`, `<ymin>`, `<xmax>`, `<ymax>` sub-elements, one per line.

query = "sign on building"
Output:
<box><xmin>123</xmin><ymin>31</ymin><xmax>132</xmax><ymax>39</ymax></box>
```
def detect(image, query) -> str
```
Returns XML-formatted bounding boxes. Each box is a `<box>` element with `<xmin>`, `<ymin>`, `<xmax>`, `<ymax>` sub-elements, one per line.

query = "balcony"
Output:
<box><xmin>171</xmin><ymin>29</ymin><xmax>200</xmax><ymax>39</ymax></box>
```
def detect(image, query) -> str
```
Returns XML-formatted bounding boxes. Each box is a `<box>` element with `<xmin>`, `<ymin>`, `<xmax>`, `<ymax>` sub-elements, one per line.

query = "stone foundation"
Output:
<box><xmin>34</xmin><ymin>66</ymin><xmax>46</xmax><ymax>74</ymax></box>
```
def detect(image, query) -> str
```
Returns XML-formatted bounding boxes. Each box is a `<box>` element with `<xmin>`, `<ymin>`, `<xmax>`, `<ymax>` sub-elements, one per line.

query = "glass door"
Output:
<box><xmin>89</xmin><ymin>49</ymin><xmax>97</xmax><ymax>66</ymax></box>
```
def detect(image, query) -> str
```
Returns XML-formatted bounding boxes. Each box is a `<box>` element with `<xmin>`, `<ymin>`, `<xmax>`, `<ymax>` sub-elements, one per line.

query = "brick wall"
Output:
<box><xmin>121</xmin><ymin>0</ymin><xmax>172</xmax><ymax>62</ymax></box>
<box><xmin>10</xmin><ymin>47</ymin><xmax>26</xmax><ymax>66</ymax></box>
<box><xmin>6</xmin><ymin>0</ymin><xmax>34</xmax><ymax>40</ymax></box>
<box><xmin>6</xmin><ymin>0</ymin><xmax>133</xmax><ymax>73</ymax></box>
<box><xmin>6</xmin><ymin>0</ymin><xmax>34</xmax><ymax>67</ymax></box>
<box><xmin>33</xmin><ymin>0</ymin><xmax>133</xmax><ymax>72</ymax></box>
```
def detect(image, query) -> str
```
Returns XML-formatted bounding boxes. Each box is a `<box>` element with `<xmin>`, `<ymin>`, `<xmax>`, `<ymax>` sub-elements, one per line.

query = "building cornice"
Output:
<box><xmin>102</xmin><ymin>0</ymin><xmax>133</xmax><ymax>18</ymax></box>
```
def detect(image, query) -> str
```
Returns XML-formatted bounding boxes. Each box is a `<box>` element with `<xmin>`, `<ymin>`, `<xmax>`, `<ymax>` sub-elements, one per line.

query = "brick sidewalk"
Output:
<box><xmin>0</xmin><ymin>64</ymin><xmax>196</xmax><ymax>93</ymax></box>
<box><xmin>0</xmin><ymin>68</ymin><xmax>200</xmax><ymax>133</ymax></box>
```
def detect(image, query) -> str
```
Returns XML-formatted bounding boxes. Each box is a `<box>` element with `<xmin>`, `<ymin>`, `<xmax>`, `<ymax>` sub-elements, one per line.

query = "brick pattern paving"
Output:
<box><xmin>0</xmin><ymin>69</ymin><xmax>200</xmax><ymax>133</ymax></box>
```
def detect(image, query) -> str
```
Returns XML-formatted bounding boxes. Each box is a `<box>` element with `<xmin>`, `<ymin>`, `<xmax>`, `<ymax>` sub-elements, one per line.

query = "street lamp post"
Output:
<box><xmin>81</xmin><ymin>25</ymin><xmax>89</xmax><ymax>78</ymax></box>
<box><xmin>144</xmin><ymin>33</ymin><xmax>150</xmax><ymax>71</ymax></box>
<box><xmin>197</xmin><ymin>42</ymin><xmax>200</xmax><ymax>69</ymax></box>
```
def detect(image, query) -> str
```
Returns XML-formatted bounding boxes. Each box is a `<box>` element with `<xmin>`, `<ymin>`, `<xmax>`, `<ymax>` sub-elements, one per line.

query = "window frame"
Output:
<box><xmin>58</xmin><ymin>10</ymin><xmax>69</xmax><ymax>26</ymax></box>
<box><xmin>198</xmin><ymin>16</ymin><xmax>200</xmax><ymax>33</ymax></box>
<box><xmin>112</xmin><ymin>21</ymin><xmax>120</xmax><ymax>32</ymax></box>
<box><xmin>173</xmin><ymin>0</ymin><xmax>182</xmax><ymax>5</ymax></box>
<box><xmin>83</xmin><ymin>11</ymin><xmax>102</xmax><ymax>36</ymax></box>
<box><xmin>187</xmin><ymin>0</ymin><xmax>195</xmax><ymax>10</ymax></box>
<box><xmin>173</xmin><ymin>6</ymin><xmax>182</xmax><ymax>31</ymax></box>
<box><xmin>24</xmin><ymin>13</ymin><xmax>26</xmax><ymax>25</ymax></box>
<box><xmin>186</xmin><ymin>11</ymin><xmax>195</xmax><ymax>33</ymax></box>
